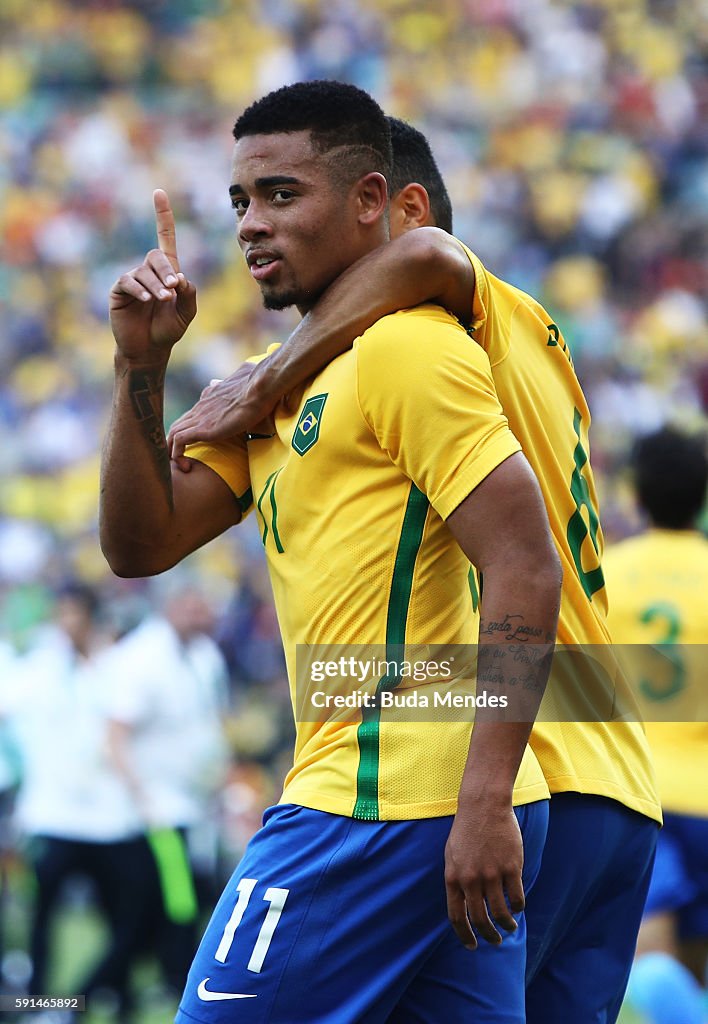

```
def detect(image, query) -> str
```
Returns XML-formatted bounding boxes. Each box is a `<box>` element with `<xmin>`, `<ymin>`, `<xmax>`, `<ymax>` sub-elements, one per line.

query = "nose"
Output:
<box><xmin>238</xmin><ymin>202</ymin><xmax>273</xmax><ymax>245</ymax></box>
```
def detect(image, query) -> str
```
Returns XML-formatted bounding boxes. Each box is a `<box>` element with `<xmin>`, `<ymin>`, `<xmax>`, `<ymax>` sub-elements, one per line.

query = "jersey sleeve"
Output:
<box><xmin>456</xmin><ymin>240</ymin><xmax>516</xmax><ymax>367</ymax></box>
<box><xmin>355</xmin><ymin>305</ymin><xmax>521</xmax><ymax>520</ymax></box>
<box><xmin>455</xmin><ymin>239</ymin><xmax>489</xmax><ymax>335</ymax></box>
<box><xmin>184</xmin><ymin>434</ymin><xmax>253</xmax><ymax>515</ymax></box>
<box><xmin>245</xmin><ymin>341</ymin><xmax>282</xmax><ymax>365</ymax></box>
<box><xmin>182</xmin><ymin>349</ymin><xmax>282</xmax><ymax>513</ymax></box>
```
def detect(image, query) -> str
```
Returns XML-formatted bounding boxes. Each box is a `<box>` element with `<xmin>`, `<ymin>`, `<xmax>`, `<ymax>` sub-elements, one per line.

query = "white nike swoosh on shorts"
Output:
<box><xmin>197</xmin><ymin>978</ymin><xmax>258</xmax><ymax>1001</ymax></box>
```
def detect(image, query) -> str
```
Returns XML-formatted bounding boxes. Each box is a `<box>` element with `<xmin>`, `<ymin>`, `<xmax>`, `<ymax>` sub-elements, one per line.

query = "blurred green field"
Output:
<box><xmin>2</xmin><ymin>863</ymin><xmax>178</xmax><ymax>1024</ymax></box>
<box><xmin>47</xmin><ymin>910</ymin><xmax>177</xmax><ymax>1024</ymax></box>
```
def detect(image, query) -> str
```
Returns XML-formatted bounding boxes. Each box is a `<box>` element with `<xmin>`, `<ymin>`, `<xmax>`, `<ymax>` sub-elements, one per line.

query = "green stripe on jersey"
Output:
<box><xmin>468</xmin><ymin>566</ymin><xmax>479</xmax><ymax>613</ymax></box>
<box><xmin>269</xmin><ymin>469</ymin><xmax>285</xmax><ymax>553</ymax></box>
<box><xmin>353</xmin><ymin>483</ymin><xmax>429</xmax><ymax>821</ymax></box>
<box><xmin>257</xmin><ymin>471</ymin><xmax>278</xmax><ymax>545</ymax></box>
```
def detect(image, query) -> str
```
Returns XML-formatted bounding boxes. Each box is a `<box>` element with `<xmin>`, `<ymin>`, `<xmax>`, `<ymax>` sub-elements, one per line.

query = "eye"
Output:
<box><xmin>272</xmin><ymin>189</ymin><xmax>296</xmax><ymax>204</ymax></box>
<box><xmin>231</xmin><ymin>196</ymin><xmax>248</xmax><ymax>215</ymax></box>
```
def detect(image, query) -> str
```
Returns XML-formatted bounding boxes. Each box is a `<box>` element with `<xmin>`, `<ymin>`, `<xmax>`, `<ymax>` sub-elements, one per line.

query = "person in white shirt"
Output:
<box><xmin>6</xmin><ymin>583</ymin><xmax>155</xmax><ymax>1017</ymax></box>
<box><xmin>104</xmin><ymin>575</ymin><xmax>231</xmax><ymax>996</ymax></box>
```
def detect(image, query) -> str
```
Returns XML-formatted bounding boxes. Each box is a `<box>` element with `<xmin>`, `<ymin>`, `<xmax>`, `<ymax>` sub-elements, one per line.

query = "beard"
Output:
<box><xmin>258</xmin><ymin>263</ymin><xmax>332</xmax><ymax>312</ymax></box>
<box><xmin>262</xmin><ymin>283</ymin><xmax>325</xmax><ymax>313</ymax></box>
<box><xmin>262</xmin><ymin>289</ymin><xmax>299</xmax><ymax>311</ymax></box>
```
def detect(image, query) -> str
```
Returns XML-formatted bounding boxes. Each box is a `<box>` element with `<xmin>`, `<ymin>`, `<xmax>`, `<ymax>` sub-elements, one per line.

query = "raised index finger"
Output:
<box><xmin>153</xmin><ymin>188</ymin><xmax>180</xmax><ymax>273</ymax></box>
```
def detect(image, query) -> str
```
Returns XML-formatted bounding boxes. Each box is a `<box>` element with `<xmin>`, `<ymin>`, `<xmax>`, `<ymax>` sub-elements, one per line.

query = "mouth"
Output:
<box><xmin>246</xmin><ymin>250</ymin><xmax>282</xmax><ymax>283</ymax></box>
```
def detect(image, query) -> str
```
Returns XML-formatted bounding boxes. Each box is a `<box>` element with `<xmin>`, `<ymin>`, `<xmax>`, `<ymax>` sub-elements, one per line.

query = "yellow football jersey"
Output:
<box><xmin>605</xmin><ymin>529</ymin><xmax>708</xmax><ymax>817</ymax></box>
<box><xmin>187</xmin><ymin>305</ymin><xmax>549</xmax><ymax>820</ymax></box>
<box><xmin>461</xmin><ymin>244</ymin><xmax>661</xmax><ymax>824</ymax></box>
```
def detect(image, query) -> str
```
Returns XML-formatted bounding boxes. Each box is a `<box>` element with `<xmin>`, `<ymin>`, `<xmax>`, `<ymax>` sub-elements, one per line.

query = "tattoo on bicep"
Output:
<box><xmin>127</xmin><ymin>368</ymin><xmax>173</xmax><ymax>508</ymax></box>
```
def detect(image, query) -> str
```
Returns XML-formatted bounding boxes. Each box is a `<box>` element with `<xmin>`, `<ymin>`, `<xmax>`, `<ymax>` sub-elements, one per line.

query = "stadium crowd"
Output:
<box><xmin>0</xmin><ymin>0</ymin><xmax>706</xmax><ymax>1017</ymax></box>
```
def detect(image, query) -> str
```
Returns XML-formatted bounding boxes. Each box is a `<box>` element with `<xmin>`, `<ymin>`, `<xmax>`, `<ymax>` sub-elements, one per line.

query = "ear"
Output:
<box><xmin>356</xmin><ymin>171</ymin><xmax>388</xmax><ymax>225</ymax></box>
<box><xmin>391</xmin><ymin>183</ymin><xmax>431</xmax><ymax>231</ymax></box>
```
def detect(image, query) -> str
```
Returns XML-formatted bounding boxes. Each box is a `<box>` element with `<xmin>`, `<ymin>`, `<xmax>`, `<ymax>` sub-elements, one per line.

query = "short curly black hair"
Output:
<box><xmin>233</xmin><ymin>80</ymin><xmax>392</xmax><ymax>186</ymax></box>
<box><xmin>633</xmin><ymin>426</ymin><xmax>708</xmax><ymax>529</ymax></box>
<box><xmin>388</xmin><ymin>117</ymin><xmax>453</xmax><ymax>234</ymax></box>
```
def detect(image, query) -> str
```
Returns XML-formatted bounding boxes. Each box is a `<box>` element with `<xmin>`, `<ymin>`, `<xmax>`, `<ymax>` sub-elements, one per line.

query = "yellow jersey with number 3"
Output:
<box><xmin>186</xmin><ymin>305</ymin><xmax>549</xmax><ymax>820</ymax></box>
<box><xmin>460</xmin><ymin>243</ymin><xmax>661</xmax><ymax>824</ymax></box>
<box><xmin>605</xmin><ymin>529</ymin><xmax>708</xmax><ymax>817</ymax></box>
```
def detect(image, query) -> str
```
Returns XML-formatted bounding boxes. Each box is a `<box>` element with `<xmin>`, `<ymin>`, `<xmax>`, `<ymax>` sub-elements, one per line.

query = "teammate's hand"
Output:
<box><xmin>167</xmin><ymin>360</ymin><xmax>278</xmax><ymax>464</ymax></box>
<box><xmin>109</xmin><ymin>189</ymin><xmax>197</xmax><ymax>362</ymax></box>
<box><xmin>444</xmin><ymin>800</ymin><xmax>524</xmax><ymax>949</ymax></box>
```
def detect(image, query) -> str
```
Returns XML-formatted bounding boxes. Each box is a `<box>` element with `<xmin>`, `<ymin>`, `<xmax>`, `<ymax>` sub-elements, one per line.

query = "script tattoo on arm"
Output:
<box><xmin>478</xmin><ymin>616</ymin><xmax>555</xmax><ymax>710</ymax></box>
<box><xmin>125</xmin><ymin>366</ymin><xmax>173</xmax><ymax>510</ymax></box>
<box><xmin>480</xmin><ymin>613</ymin><xmax>544</xmax><ymax>643</ymax></box>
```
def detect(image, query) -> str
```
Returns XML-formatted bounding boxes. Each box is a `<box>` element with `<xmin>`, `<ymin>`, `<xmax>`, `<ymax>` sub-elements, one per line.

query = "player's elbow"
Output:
<box><xmin>405</xmin><ymin>227</ymin><xmax>459</xmax><ymax>273</ymax></box>
<box><xmin>517</xmin><ymin>530</ymin><xmax>563</xmax><ymax>589</ymax></box>
<box><xmin>532</xmin><ymin>531</ymin><xmax>563</xmax><ymax>584</ymax></box>
<box><xmin>404</xmin><ymin>228</ymin><xmax>472</xmax><ymax>322</ymax></box>
<box><xmin>483</xmin><ymin>530</ymin><xmax>563</xmax><ymax>616</ymax></box>
<box><xmin>101</xmin><ymin>551</ymin><xmax>155</xmax><ymax>580</ymax></box>
<box><xmin>100</xmin><ymin>533</ymin><xmax>175</xmax><ymax>579</ymax></box>
<box><xmin>512</xmin><ymin>539</ymin><xmax>563</xmax><ymax>617</ymax></box>
<box><xmin>536</xmin><ymin>547</ymin><xmax>564</xmax><ymax>602</ymax></box>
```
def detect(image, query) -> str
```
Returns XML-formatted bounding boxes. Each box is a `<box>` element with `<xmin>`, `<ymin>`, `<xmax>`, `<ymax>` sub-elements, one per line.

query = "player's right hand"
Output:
<box><xmin>167</xmin><ymin>361</ymin><xmax>279</xmax><ymax>464</ymax></box>
<box><xmin>109</xmin><ymin>189</ymin><xmax>197</xmax><ymax>362</ymax></box>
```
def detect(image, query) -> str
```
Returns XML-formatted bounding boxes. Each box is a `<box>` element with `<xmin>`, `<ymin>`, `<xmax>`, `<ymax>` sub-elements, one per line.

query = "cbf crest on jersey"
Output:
<box><xmin>292</xmin><ymin>394</ymin><xmax>328</xmax><ymax>456</ymax></box>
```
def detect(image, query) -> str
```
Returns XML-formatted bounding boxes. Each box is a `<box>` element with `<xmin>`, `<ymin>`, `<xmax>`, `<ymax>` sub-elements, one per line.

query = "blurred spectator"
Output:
<box><xmin>605</xmin><ymin>427</ymin><xmax>708</xmax><ymax>1024</ymax></box>
<box><xmin>0</xmin><ymin>635</ymin><xmax>19</xmax><ymax>979</ymax></box>
<box><xmin>103</xmin><ymin>574</ymin><xmax>231</xmax><ymax>998</ymax></box>
<box><xmin>0</xmin><ymin>636</ymin><xmax>19</xmax><ymax>807</ymax></box>
<box><xmin>3</xmin><ymin>582</ymin><xmax>154</xmax><ymax>1017</ymax></box>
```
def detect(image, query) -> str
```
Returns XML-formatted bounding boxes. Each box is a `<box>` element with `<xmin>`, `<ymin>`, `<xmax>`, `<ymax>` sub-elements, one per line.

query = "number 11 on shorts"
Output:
<box><xmin>215</xmin><ymin>878</ymin><xmax>289</xmax><ymax>973</ymax></box>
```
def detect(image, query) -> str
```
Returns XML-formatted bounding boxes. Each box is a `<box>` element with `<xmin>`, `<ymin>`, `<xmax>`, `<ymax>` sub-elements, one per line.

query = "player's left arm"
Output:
<box><xmin>445</xmin><ymin>453</ymin><xmax>561</xmax><ymax>949</ymax></box>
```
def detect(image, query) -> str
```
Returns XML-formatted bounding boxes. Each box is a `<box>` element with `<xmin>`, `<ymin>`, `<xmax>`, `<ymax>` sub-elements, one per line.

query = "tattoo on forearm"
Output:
<box><xmin>478</xmin><ymin>615</ymin><xmax>555</xmax><ymax>702</ymax></box>
<box><xmin>126</xmin><ymin>367</ymin><xmax>173</xmax><ymax>509</ymax></box>
<box><xmin>480</xmin><ymin>613</ymin><xmax>543</xmax><ymax>642</ymax></box>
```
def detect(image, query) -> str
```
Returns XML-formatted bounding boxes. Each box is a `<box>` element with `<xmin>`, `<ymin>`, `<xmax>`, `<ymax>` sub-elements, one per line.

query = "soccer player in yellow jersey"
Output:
<box><xmin>101</xmin><ymin>83</ymin><xmax>560</xmax><ymax>1023</ymax></box>
<box><xmin>169</xmin><ymin>115</ymin><xmax>662</xmax><ymax>1024</ymax></box>
<box><xmin>605</xmin><ymin>427</ymin><xmax>708</xmax><ymax>1024</ymax></box>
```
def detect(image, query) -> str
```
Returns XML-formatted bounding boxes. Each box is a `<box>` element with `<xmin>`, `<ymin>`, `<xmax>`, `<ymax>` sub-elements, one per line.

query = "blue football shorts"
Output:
<box><xmin>524</xmin><ymin>793</ymin><xmax>659</xmax><ymax>1024</ymax></box>
<box><xmin>176</xmin><ymin>799</ymin><xmax>549</xmax><ymax>1024</ymax></box>
<box><xmin>644</xmin><ymin>810</ymin><xmax>708</xmax><ymax>940</ymax></box>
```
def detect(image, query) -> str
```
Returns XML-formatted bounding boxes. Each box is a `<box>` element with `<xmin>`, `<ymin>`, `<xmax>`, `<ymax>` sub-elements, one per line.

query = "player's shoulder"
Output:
<box><xmin>359</xmin><ymin>303</ymin><xmax>466</xmax><ymax>343</ymax></box>
<box><xmin>682</xmin><ymin>529</ymin><xmax>708</xmax><ymax>552</ymax></box>
<box><xmin>674</xmin><ymin>530</ymin><xmax>708</xmax><ymax>576</ymax></box>
<box><xmin>354</xmin><ymin>305</ymin><xmax>498</xmax><ymax>401</ymax></box>
<box><xmin>355</xmin><ymin>305</ymin><xmax>490</xmax><ymax>385</ymax></box>
<box><xmin>355</xmin><ymin>305</ymin><xmax>475</xmax><ymax>364</ymax></box>
<box><xmin>605</xmin><ymin>529</ymin><xmax>708</xmax><ymax>575</ymax></box>
<box><xmin>604</xmin><ymin>533</ymin><xmax>652</xmax><ymax>571</ymax></box>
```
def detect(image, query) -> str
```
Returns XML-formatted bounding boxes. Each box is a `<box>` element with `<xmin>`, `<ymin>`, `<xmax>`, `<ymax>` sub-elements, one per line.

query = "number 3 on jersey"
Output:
<box><xmin>638</xmin><ymin>602</ymin><xmax>686</xmax><ymax>702</ymax></box>
<box><xmin>215</xmin><ymin>878</ymin><xmax>289</xmax><ymax>973</ymax></box>
<box><xmin>567</xmin><ymin>408</ymin><xmax>605</xmax><ymax>600</ymax></box>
